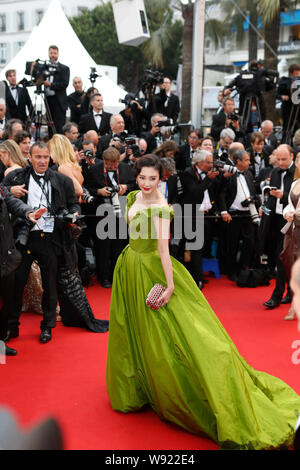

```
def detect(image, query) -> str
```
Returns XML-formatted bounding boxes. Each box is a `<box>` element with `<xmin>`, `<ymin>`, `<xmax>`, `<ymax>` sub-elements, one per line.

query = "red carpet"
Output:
<box><xmin>1</xmin><ymin>276</ymin><xmax>300</xmax><ymax>450</ymax></box>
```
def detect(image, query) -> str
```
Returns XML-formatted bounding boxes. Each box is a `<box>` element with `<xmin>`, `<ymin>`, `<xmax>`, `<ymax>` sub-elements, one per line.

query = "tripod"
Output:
<box><xmin>282</xmin><ymin>104</ymin><xmax>300</xmax><ymax>145</ymax></box>
<box><xmin>28</xmin><ymin>84</ymin><xmax>56</xmax><ymax>141</ymax></box>
<box><xmin>240</xmin><ymin>93</ymin><xmax>262</xmax><ymax>132</ymax></box>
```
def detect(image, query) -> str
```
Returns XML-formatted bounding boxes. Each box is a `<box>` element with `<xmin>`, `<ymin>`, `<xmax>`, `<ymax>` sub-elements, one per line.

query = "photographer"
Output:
<box><xmin>224</xmin><ymin>60</ymin><xmax>278</xmax><ymax>132</ymax></box>
<box><xmin>140</xmin><ymin>113</ymin><xmax>166</xmax><ymax>153</ymax></box>
<box><xmin>120</xmin><ymin>93</ymin><xmax>145</xmax><ymax>137</ymax></box>
<box><xmin>182</xmin><ymin>150</ymin><xmax>220</xmax><ymax>289</ymax></box>
<box><xmin>155</xmin><ymin>77</ymin><xmax>180</xmax><ymax>124</ymax></box>
<box><xmin>215</xmin><ymin>128</ymin><xmax>235</xmax><ymax>162</ymax></box>
<box><xmin>63</xmin><ymin>122</ymin><xmax>79</xmax><ymax>145</ymax></box>
<box><xmin>85</xmin><ymin>146</ymin><xmax>135</xmax><ymax>287</ymax></box>
<box><xmin>277</xmin><ymin>63</ymin><xmax>300</xmax><ymax>141</ymax></box>
<box><xmin>210</xmin><ymin>97</ymin><xmax>236</xmax><ymax>142</ymax></box>
<box><xmin>97</xmin><ymin>114</ymin><xmax>126</xmax><ymax>157</ymax></box>
<box><xmin>218</xmin><ymin>150</ymin><xmax>259</xmax><ymax>281</ymax></box>
<box><xmin>67</xmin><ymin>77</ymin><xmax>84</xmax><ymax>125</ymax></box>
<box><xmin>44</xmin><ymin>45</ymin><xmax>70</xmax><ymax>136</ymax></box>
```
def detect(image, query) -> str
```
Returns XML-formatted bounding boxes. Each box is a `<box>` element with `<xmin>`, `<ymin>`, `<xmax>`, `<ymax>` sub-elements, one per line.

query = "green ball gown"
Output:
<box><xmin>106</xmin><ymin>191</ymin><xmax>300</xmax><ymax>450</ymax></box>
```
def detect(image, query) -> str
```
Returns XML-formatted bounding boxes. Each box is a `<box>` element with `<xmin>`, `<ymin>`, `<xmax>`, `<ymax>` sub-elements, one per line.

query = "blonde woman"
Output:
<box><xmin>48</xmin><ymin>134</ymin><xmax>84</xmax><ymax>198</ymax></box>
<box><xmin>281</xmin><ymin>152</ymin><xmax>300</xmax><ymax>320</ymax></box>
<box><xmin>0</xmin><ymin>139</ymin><xmax>28</xmax><ymax>177</ymax></box>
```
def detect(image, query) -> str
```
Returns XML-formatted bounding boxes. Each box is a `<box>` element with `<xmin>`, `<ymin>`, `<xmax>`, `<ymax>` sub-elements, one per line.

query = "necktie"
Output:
<box><xmin>95</xmin><ymin>113</ymin><xmax>102</xmax><ymax>116</ymax></box>
<box><xmin>10</xmin><ymin>86</ymin><xmax>17</xmax><ymax>90</ymax></box>
<box><xmin>0</xmin><ymin>119</ymin><xmax>3</xmax><ymax>124</ymax></box>
<box><xmin>236</xmin><ymin>171</ymin><xmax>244</xmax><ymax>177</ymax></box>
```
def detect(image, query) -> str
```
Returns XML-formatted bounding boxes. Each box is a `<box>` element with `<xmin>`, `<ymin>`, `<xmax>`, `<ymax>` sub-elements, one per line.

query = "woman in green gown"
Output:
<box><xmin>106</xmin><ymin>155</ymin><xmax>300</xmax><ymax>450</ymax></box>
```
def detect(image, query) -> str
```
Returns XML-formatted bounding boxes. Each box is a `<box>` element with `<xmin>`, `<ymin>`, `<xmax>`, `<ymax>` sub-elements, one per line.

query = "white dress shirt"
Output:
<box><xmin>198</xmin><ymin>168</ymin><xmax>212</xmax><ymax>212</ymax></box>
<box><xmin>93</xmin><ymin>110</ymin><xmax>102</xmax><ymax>129</ymax></box>
<box><xmin>28</xmin><ymin>175</ymin><xmax>54</xmax><ymax>232</ymax></box>
<box><xmin>230</xmin><ymin>172</ymin><xmax>251</xmax><ymax>211</ymax></box>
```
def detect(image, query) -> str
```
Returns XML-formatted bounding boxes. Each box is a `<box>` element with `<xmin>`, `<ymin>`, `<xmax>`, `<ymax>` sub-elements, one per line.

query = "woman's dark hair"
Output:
<box><xmin>134</xmin><ymin>154</ymin><xmax>164</xmax><ymax>179</ymax></box>
<box><xmin>14</xmin><ymin>130</ymin><xmax>31</xmax><ymax>144</ymax></box>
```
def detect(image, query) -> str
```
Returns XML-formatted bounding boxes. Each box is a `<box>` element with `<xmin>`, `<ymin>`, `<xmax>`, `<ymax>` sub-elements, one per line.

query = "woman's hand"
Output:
<box><xmin>284</xmin><ymin>211</ymin><xmax>295</xmax><ymax>223</ymax></box>
<box><xmin>158</xmin><ymin>286</ymin><xmax>174</xmax><ymax>307</ymax></box>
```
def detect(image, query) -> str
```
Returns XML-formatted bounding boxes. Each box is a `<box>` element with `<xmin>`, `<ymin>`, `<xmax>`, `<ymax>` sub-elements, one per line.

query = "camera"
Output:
<box><xmin>89</xmin><ymin>67</ymin><xmax>100</xmax><ymax>84</ymax></box>
<box><xmin>81</xmin><ymin>188</ymin><xmax>94</xmax><ymax>204</ymax></box>
<box><xmin>24</xmin><ymin>59</ymin><xmax>59</xmax><ymax>86</ymax></box>
<box><xmin>15</xmin><ymin>220</ymin><xmax>33</xmax><ymax>247</ymax></box>
<box><xmin>119</xmin><ymin>93</ymin><xmax>140</xmax><ymax>111</ymax></box>
<box><xmin>227</xmin><ymin>113</ymin><xmax>239</xmax><ymax>122</ymax></box>
<box><xmin>241</xmin><ymin>196</ymin><xmax>256</xmax><ymax>208</ymax></box>
<box><xmin>107</xmin><ymin>185</ymin><xmax>120</xmax><ymax>197</ymax></box>
<box><xmin>144</xmin><ymin>68</ymin><xmax>164</xmax><ymax>86</ymax></box>
<box><xmin>112</xmin><ymin>131</ymin><xmax>128</xmax><ymax>143</ymax></box>
<box><xmin>213</xmin><ymin>159</ymin><xmax>237</xmax><ymax>174</ymax></box>
<box><xmin>56</xmin><ymin>209</ymin><xmax>85</xmax><ymax>238</ymax></box>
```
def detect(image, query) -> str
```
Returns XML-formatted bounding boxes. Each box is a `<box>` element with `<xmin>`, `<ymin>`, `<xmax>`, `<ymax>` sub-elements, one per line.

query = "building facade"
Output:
<box><xmin>0</xmin><ymin>0</ymin><xmax>100</xmax><ymax>69</ymax></box>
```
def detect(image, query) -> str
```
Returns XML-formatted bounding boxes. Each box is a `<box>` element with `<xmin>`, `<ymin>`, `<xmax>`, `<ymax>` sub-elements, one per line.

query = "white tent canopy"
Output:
<box><xmin>0</xmin><ymin>0</ymin><xmax>127</xmax><ymax>115</ymax></box>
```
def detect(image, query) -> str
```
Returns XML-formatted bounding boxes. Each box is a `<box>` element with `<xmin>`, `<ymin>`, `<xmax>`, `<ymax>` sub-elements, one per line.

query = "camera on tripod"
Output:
<box><xmin>89</xmin><ymin>67</ymin><xmax>100</xmax><ymax>84</ymax></box>
<box><xmin>24</xmin><ymin>59</ymin><xmax>59</xmax><ymax>87</ymax></box>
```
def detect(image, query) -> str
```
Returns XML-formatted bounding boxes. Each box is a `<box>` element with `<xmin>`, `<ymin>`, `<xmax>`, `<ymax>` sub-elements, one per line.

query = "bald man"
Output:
<box><xmin>263</xmin><ymin>145</ymin><xmax>295</xmax><ymax>309</ymax></box>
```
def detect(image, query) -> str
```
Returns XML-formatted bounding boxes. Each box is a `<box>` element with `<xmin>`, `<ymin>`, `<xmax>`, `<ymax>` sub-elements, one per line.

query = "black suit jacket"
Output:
<box><xmin>5</xmin><ymin>83</ymin><xmax>33</xmax><ymax>123</ymax></box>
<box><xmin>45</xmin><ymin>62</ymin><xmax>70</xmax><ymax>111</ymax></box>
<box><xmin>177</xmin><ymin>144</ymin><xmax>194</xmax><ymax>172</ymax></box>
<box><xmin>155</xmin><ymin>89</ymin><xmax>180</xmax><ymax>123</ymax></box>
<box><xmin>264</xmin><ymin>164</ymin><xmax>295</xmax><ymax>213</ymax></box>
<box><xmin>67</xmin><ymin>90</ymin><xmax>84</xmax><ymax>124</ymax></box>
<box><xmin>140</xmin><ymin>131</ymin><xmax>158</xmax><ymax>153</ymax></box>
<box><xmin>210</xmin><ymin>109</ymin><xmax>226</xmax><ymax>141</ymax></box>
<box><xmin>182</xmin><ymin>165</ymin><xmax>219</xmax><ymax>213</ymax></box>
<box><xmin>218</xmin><ymin>170</ymin><xmax>256</xmax><ymax>213</ymax></box>
<box><xmin>84</xmin><ymin>161</ymin><xmax>136</xmax><ymax>203</ymax></box>
<box><xmin>78</xmin><ymin>111</ymin><xmax>112</xmax><ymax>136</ymax></box>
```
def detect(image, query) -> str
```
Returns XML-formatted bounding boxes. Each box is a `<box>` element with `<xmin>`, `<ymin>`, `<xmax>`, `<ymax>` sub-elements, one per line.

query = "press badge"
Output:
<box><xmin>43</xmin><ymin>216</ymin><xmax>55</xmax><ymax>233</ymax></box>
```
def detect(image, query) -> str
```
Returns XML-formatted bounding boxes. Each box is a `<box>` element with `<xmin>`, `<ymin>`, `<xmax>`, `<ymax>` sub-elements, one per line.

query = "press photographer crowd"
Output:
<box><xmin>1</xmin><ymin>45</ymin><xmax>300</xmax><ymax>357</ymax></box>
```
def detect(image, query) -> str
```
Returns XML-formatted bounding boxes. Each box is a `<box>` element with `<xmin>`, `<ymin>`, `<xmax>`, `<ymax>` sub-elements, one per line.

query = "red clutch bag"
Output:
<box><xmin>146</xmin><ymin>284</ymin><xmax>166</xmax><ymax>310</ymax></box>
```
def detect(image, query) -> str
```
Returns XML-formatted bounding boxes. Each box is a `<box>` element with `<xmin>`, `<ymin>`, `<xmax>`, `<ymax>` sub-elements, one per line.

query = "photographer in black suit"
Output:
<box><xmin>4</xmin><ymin>70</ymin><xmax>33</xmax><ymax>126</ymax></box>
<box><xmin>78</xmin><ymin>93</ymin><xmax>111</xmax><ymax>137</ymax></box>
<box><xmin>44</xmin><ymin>45</ymin><xmax>70</xmax><ymax>136</ymax></box>
<box><xmin>182</xmin><ymin>150</ymin><xmax>220</xmax><ymax>289</ymax></box>
<box><xmin>262</xmin><ymin>145</ymin><xmax>295</xmax><ymax>309</ymax></box>
<box><xmin>67</xmin><ymin>76</ymin><xmax>84</xmax><ymax>124</ymax></box>
<box><xmin>155</xmin><ymin>77</ymin><xmax>180</xmax><ymax>124</ymax></box>
<box><xmin>218</xmin><ymin>150</ymin><xmax>258</xmax><ymax>281</ymax></box>
<box><xmin>84</xmin><ymin>146</ymin><xmax>136</xmax><ymax>287</ymax></box>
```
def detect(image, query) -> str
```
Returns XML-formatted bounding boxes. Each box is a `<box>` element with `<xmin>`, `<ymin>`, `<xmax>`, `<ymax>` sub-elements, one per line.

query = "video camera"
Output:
<box><xmin>119</xmin><ymin>93</ymin><xmax>142</xmax><ymax>112</ymax></box>
<box><xmin>230</xmin><ymin>66</ymin><xmax>279</xmax><ymax>97</ymax></box>
<box><xmin>24</xmin><ymin>59</ymin><xmax>59</xmax><ymax>87</ymax></box>
<box><xmin>89</xmin><ymin>67</ymin><xmax>100</xmax><ymax>84</ymax></box>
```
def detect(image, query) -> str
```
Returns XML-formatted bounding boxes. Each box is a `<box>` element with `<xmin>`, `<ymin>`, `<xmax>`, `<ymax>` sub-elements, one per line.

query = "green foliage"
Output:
<box><xmin>70</xmin><ymin>1</ymin><xmax>183</xmax><ymax>92</ymax></box>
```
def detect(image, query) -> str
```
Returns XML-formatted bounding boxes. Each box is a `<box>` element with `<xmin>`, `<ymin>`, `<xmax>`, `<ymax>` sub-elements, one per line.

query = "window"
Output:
<box><xmin>0</xmin><ymin>14</ymin><xmax>6</xmax><ymax>32</ymax></box>
<box><xmin>36</xmin><ymin>10</ymin><xmax>43</xmax><ymax>25</ymax></box>
<box><xmin>17</xmin><ymin>11</ymin><xmax>25</xmax><ymax>31</ymax></box>
<box><xmin>15</xmin><ymin>41</ymin><xmax>25</xmax><ymax>54</ymax></box>
<box><xmin>0</xmin><ymin>43</ymin><xmax>8</xmax><ymax>64</ymax></box>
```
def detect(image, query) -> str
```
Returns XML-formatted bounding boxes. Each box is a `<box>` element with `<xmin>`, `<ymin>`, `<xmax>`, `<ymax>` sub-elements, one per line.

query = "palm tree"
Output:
<box><xmin>256</xmin><ymin>0</ymin><xmax>298</xmax><ymax>122</ymax></box>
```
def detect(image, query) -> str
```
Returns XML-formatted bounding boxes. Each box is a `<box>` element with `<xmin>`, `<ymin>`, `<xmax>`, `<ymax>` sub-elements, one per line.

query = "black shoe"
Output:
<box><xmin>263</xmin><ymin>298</ymin><xmax>281</xmax><ymax>309</ymax></box>
<box><xmin>40</xmin><ymin>328</ymin><xmax>52</xmax><ymax>344</ymax></box>
<box><xmin>228</xmin><ymin>274</ymin><xmax>237</xmax><ymax>282</ymax></box>
<box><xmin>5</xmin><ymin>345</ymin><xmax>17</xmax><ymax>356</ymax></box>
<box><xmin>202</xmin><ymin>279</ymin><xmax>209</xmax><ymax>284</ymax></box>
<box><xmin>281</xmin><ymin>293</ymin><xmax>292</xmax><ymax>304</ymax></box>
<box><xmin>101</xmin><ymin>280</ymin><xmax>112</xmax><ymax>288</ymax></box>
<box><xmin>4</xmin><ymin>327</ymin><xmax>19</xmax><ymax>342</ymax></box>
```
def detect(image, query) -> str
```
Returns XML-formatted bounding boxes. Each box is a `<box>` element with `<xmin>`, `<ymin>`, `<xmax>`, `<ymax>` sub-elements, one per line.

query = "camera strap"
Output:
<box><xmin>103</xmin><ymin>165</ymin><xmax>120</xmax><ymax>188</ymax></box>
